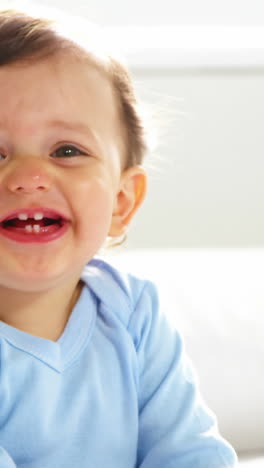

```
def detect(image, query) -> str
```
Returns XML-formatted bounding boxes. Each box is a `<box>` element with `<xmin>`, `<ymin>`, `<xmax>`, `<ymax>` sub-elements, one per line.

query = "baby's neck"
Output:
<box><xmin>0</xmin><ymin>280</ymin><xmax>83</xmax><ymax>342</ymax></box>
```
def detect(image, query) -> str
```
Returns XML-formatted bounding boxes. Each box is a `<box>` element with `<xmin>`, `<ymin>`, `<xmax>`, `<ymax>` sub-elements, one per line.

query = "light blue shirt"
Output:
<box><xmin>0</xmin><ymin>258</ymin><xmax>238</xmax><ymax>467</ymax></box>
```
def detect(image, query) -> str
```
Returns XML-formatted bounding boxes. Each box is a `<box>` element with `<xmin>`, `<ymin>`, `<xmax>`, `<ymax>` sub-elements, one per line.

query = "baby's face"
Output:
<box><xmin>0</xmin><ymin>54</ymin><xmax>126</xmax><ymax>291</ymax></box>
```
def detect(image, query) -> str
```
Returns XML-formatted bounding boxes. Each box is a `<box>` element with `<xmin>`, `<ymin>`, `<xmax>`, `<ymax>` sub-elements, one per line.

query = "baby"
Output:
<box><xmin>0</xmin><ymin>6</ymin><xmax>238</xmax><ymax>468</ymax></box>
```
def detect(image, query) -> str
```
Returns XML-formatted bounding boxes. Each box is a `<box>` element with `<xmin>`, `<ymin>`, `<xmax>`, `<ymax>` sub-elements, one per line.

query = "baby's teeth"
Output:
<box><xmin>33</xmin><ymin>225</ymin><xmax>40</xmax><ymax>233</ymax></box>
<box><xmin>25</xmin><ymin>224</ymin><xmax>41</xmax><ymax>233</ymax></box>
<box><xmin>18</xmin><ymin>212</ymin><xmax>44</xmax><ymax>220</ymax></box>
<box><xmin>34</xmin><ymin>213</ymin><xmax>43</xmax><ymax>220</ymax></box>
<box><xmin>18</xmin><ymin>213</ymin><xmax>28</xmax><ymax>220</ymax></box>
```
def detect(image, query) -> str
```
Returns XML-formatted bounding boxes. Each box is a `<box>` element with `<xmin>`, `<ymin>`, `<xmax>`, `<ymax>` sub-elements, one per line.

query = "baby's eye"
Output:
<box><xmin>51</xmin><ymin>145</ymin><xmax>85</xmax><ymax>158</ymax></box>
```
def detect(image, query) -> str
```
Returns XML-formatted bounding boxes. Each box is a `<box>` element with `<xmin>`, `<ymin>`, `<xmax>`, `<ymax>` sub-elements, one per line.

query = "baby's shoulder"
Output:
<box><xmin>80</xmin><ymin>256</ymin><xmax>157</xmax><ymax>327</ymax></box>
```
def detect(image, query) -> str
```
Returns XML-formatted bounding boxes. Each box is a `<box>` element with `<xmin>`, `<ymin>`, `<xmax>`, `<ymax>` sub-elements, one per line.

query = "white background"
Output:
<box><xmin>8</xmin><ymin>0</ymin><xmax>264</xmax><ymax>26</ymax></box>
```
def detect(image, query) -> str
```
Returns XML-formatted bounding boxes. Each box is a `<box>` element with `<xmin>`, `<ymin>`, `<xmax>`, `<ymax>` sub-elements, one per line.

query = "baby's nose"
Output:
<box><xmin>4</xmin><ymin>159</ymin><xmax>52</xmax><ymax>194</ymax></box>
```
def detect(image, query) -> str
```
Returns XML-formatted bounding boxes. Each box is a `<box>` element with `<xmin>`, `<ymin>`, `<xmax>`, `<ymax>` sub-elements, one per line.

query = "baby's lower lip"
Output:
<box><xmin>0</xmin><ymin>220</ymin><xmax>70</xmax><ymax>243</ymax></box>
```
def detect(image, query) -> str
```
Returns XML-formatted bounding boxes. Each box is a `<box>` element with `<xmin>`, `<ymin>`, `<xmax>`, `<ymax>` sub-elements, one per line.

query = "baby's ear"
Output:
<box><xmin>109</xmin><ymin>165</ymin><xmax>147</xmax><ymax>238</ymax></box>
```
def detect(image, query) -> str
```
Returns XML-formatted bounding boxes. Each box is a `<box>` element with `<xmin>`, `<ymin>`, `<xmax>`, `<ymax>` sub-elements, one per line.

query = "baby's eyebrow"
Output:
<box><xmin>47</xmin><ymin>119</ymin><xmax>100</xmax><ymax>147</ymax></box>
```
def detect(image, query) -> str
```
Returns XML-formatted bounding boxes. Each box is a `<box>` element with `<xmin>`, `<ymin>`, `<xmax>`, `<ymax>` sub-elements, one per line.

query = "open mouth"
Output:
<box><xmin>0</xmin><ymin>215</ymin><xmax>70</xmax><ymax>242</ymax></box>
<box><xmin>1</xmin><ymin>217</ymin><xmax>63</xmax><ymax>233</ymax></box>
<box><xmin>0</xmin><ymin>206</ymin><xmax>71</xmax><ymax>243</ymax></box>
<box><xmin>2</xmin><ymin>217</ymin><xmax>61</xmax><ymax>229</ymax></box>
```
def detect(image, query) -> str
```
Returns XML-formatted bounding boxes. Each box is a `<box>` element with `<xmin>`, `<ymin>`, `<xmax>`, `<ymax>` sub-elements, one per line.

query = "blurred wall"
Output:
<box><xmin>17</xmin><ymin>0</ymin><xmax>264</xmax><ymax>26</ymax></box>
<box><xmin>126</xmin><ymin>68</ymin><xmax>264</xmax><ymax>247</ymax></box>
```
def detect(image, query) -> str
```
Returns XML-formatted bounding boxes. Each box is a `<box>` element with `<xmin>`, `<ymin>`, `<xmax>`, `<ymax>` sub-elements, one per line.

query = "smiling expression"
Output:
<box><xmin>0</xmin><ymin>54</ymin><xmax>128</xmax><ymax>290</ymax></box>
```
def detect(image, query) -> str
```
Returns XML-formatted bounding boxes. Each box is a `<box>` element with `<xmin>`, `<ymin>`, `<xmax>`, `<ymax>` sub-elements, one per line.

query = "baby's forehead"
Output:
<box><xmin>0</xmin><ymin>52</ymin><xmax>126</xmax><ymax>163</ymax></box>
<box><xmin>0</xmin><ymin>53</ymin><xmax>115</xmax><ymax>113</ymax></box>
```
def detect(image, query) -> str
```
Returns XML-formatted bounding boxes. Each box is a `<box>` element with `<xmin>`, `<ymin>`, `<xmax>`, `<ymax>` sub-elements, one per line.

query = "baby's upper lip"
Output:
<box><xmin>0</xmin><ymin>207</ymin><xmax>70</xmax><ymax>223</ymax></box>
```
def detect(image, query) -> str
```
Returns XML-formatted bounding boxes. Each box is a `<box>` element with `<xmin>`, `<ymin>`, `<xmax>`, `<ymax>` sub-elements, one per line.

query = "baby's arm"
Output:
<box><xmin>128</xmin><ymin>280</ymin><xmax>238</xmax><ymax>468</ymax></box>
<box><xmin>0</xmin><ymin>447</ymin><xmax>16</xmax><ymax>467</ymax></box>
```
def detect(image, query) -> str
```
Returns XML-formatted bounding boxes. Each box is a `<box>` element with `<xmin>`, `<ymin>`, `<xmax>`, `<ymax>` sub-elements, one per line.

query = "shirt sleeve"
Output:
<box><xmin>0</xmin><ymin>447</ymin><xmax>16</xmax><ymax>467</ymax></box>
<box><xmin>128</xmin><ymin>280</ymin><xmax>238</xmax><ymax>468</ymax></box>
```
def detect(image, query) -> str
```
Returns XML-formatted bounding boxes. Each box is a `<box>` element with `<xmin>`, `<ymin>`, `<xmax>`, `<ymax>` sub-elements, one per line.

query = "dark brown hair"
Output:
<box><xmin>0</xmin><ymin>7</ymin><xmax>149</xmax><ymax>169</ymax></box>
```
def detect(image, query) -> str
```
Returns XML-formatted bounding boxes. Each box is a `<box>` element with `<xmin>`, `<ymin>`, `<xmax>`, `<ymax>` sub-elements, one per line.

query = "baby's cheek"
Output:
<box><xmin>76</xmin><ymin>182</ymin><xmax>115</xmax><ymax>243</ymax></box>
